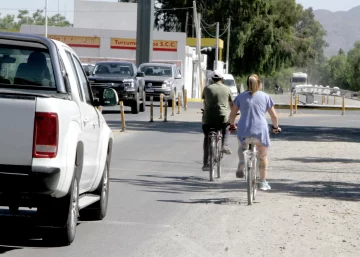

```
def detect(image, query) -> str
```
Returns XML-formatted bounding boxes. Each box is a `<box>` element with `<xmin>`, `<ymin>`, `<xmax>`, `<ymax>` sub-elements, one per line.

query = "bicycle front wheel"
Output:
<box><xmin>247</xmin><ymin>166</ymin><xmax>253</xmax><ymax>205</ymax></box>
<box><xmin>209</xmin><ymin>136</ymin><xmax>216</xmax><ymax>182</ymax></box>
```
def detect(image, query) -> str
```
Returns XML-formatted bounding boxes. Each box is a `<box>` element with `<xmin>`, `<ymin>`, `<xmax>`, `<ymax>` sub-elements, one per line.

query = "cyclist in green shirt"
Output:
<box><xmin>202</xmin><ymin>70</ymin><xmax>234</xmax><ymax>171</ymax></box>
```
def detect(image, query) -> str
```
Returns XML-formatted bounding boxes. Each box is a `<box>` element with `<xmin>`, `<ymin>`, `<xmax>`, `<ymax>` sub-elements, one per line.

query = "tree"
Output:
<box><xmin>347</xmin><ymin>41</ymin><xmax>360</xmax><ymax>91</ymax></box>
<box><xmin>154</xmin><ymin>0</ymin><xmax>327</xmax><ymax>77</ymax></box>
<box><xmin>0</xmin><ymin>9</ymin><xmax>72</xmax><ymax>31</ymax></box>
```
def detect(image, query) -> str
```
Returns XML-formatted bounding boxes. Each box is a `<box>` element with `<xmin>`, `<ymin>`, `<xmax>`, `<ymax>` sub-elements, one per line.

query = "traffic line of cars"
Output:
<box><xmin>83</xmin><ymin>61</ymin><xmax>185</xmax><ymax>113</ymax></box>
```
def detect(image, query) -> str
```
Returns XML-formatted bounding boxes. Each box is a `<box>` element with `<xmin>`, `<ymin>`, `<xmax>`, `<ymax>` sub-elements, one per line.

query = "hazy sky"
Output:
<box><xmin>1</xmin><ymin>0</ymin><xmax>360</xmax><ymax>23</ymax></box>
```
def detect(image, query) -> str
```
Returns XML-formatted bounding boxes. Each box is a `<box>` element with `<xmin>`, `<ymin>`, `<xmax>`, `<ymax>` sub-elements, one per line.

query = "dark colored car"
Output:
<box><xmin>88</xmin><ymin>61</ymin><xmax>146</xmax><ymax>114</ymax></box>
<box><xmin>138</xmin><ymin>62</ymin><xmax>184</xmax><ymax>106</ymax></box>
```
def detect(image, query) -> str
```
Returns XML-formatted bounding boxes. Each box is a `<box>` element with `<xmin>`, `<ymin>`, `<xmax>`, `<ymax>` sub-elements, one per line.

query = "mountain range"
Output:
<box><xmin>314</xmin><ymin>5</ymin><xmax>360</xmax><ymax>56</ymax></box>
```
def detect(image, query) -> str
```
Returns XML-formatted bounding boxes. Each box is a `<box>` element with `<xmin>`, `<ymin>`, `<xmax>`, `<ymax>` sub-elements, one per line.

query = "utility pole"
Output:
<box><xmin>225</xmin><ymin>17</ymin><xmax>231</xmax><ymax>74</ymax></box>
<box><xmin>136</xmin><ymin>0</ymin><xmax>155</xmax><ymax>66</ymax></box>
<box><xmin>185</xmin><ymin>11</ymin><xmax>189</xmax><ymax>35</ymax></box>
<box><xmin>45</xmin><ymin>0</ymin><xmax>48</xmax><ymax>37</ymax></box>
<box><xmin>197</xmin><ymin>12</ymin><xmax>203</xmax><ymax>95</ymax></box>
<box><xmin>193</xmin><ymin>1</ymin><xmax>203</xmax><ymax>97</ymax></box>
<box><xmin>215</xmin><ymin>22</ymin><xmax>219</xmax><ymax>71</ymax></box>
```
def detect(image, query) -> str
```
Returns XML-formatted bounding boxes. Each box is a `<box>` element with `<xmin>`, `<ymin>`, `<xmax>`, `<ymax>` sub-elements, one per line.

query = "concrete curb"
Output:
<box><xmin>187</xmin><ymin>98</ymin><xmax>202</xmax><ymax>103</ymax></box>
<box><xmin>275</xmin><ymin>104</ymin><xmax>360</xmax><ymax>111</ymax></box>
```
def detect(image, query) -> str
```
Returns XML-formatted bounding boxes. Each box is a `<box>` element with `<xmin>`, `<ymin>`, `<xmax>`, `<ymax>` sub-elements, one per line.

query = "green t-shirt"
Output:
<box><xmin>202</xmin><ymin>82</ymin><xmax>234</xmax><ymax>124</ymax></box>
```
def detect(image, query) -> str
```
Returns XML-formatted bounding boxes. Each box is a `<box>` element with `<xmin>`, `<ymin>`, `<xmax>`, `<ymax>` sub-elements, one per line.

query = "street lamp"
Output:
<box><xmin>45</xmin><ymin>0</ymin><xmax>48</xmax><ymax>37</ymax></box>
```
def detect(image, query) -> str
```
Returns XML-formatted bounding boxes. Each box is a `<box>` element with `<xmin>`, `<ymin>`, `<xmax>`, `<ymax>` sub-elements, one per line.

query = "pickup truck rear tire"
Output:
<box><xmin>140</xmin><ymin>91</ymin><xmax>146</xmax><ymax>112</ymax></box>
<box><xmin>43</xmin><ymin>175</ymin><xmax>79</xmax><ymax>246</ymax></box>
<box><xmin>131</xmin><ymin>92</ymin><xmax>140</xmax><ymax>114</ymax></box>
<box><xmin>80</xmin><ymin>155</ymin><xmax>109</xmax><ymax>220</ymax></box>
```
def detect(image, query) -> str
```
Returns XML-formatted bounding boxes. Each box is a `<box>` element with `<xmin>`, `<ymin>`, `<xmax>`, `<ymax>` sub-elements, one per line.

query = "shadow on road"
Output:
<box><xmin>107</xmin><ymin>120</ymin><xmax>203</xmax><ymax>134</ymax></box>
<box><xmin>281</xmin><ymin>157</ymin><xmax>360</xmax><ymax>164</ymax></box>
<box><xmin>107</xmin><ymin>120</ymin><xmax>360</xmax><ymax>143</ymax></box>
<box><xmin>272</xmin><ymin>125</ymin><xmax>360</xmax><ymax>143</ymax></box>
<box><xmin>110</xmin><ymin>173</ymin><xmax>246</xmax><ymax>195</ymax></box>
<box><xmin>269</xmin><ymin>179</ymin><xmax>360</xmax><ymax>202</ymax></box>
<box><xmin>0</xmin><ymin>209</ymin><xmax>84</xmax><ymax>251</ymax></box>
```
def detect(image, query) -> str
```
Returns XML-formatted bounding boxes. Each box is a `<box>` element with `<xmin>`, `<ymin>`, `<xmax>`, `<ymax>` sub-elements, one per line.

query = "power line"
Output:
<box><xmin>0</xmin><ymin>7</ymin><xmax>194</xmax><ymax>13</ymax></box>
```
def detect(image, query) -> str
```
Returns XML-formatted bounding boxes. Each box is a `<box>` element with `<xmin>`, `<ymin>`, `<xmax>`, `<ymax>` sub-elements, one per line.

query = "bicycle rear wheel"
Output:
<box><xmin>216</xmin><ymin>134</ymin><xmax>222</xmax><ymax>178</ymax></box>
<box><xmin>209</xmin><ymin>135</ymin><xmax>216</xmax><ymax>181</ymax></box>
<box><xmin>247</xmin><ymin>165</ymin><xmax>253</xmax><ymax>205</ymax></box>
<box><xmin>252</xmin><ymin>147</ymin><xmax>258</xmax><ymax>201</ymax></box>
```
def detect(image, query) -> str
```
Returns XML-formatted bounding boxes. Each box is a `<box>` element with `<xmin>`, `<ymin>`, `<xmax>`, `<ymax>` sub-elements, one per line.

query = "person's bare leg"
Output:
<box><xmin>256</xmin><ymin>144</ymin><xmax>268</xmax><ymax>180</ymax></box>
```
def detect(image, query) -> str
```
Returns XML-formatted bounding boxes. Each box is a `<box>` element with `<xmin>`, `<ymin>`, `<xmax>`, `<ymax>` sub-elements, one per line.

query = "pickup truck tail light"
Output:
<box><xmin>33</xmin><ymin>112</ymin><xmax>59</xmax><ymax>158</ymax></box>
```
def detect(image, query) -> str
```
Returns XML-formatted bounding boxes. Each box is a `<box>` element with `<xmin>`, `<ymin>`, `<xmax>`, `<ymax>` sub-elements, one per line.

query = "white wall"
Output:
<box><xmin>73</xmin><ymin>0</ymin><xmax>137</xmax><ymax>31</ymax></box>
<box><xmin>19</xmin><ymin>24</ymin><xmax>192</xmax><ymax>93</ymax></box>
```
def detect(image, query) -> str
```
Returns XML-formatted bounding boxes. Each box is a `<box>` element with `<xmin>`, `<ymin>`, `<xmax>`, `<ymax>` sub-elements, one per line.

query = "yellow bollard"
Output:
<box><xmin>290</xmin><ymin>93</ymin><xmax>293</xmax><ymax>116</ymax></box>
<box><xmin>164</xmin><ymin>96</ymin><xmax>168</xmax><ymax>122</ymax></box>
<box><xmin>150</xmin><ymin>96</ymin><xmax>154</xmax><ymax>122</ymax></box>
<box><xmin>171</xmin><ymin>92</ymin><xmax>175</xmax><ymax>116</ymax></box>
<box><xmin>119</xmin><ymin>101</ymin><xmax>126</xmax><ymax>132</ymax></box>
<box><xmin>177</xmin><ymin>92</ymin><xmax>181</xmax><ymax>114</ymax></box>
<box><xmin>342</xmin><ymin>95</ymin><xmax>345</xmax><ymax>115</ymax></box>
<box><xmin>184</xmin><ymin>89</ymin><xmax>188</xmax><ymax>110</ymax></box>
<box><xmin>321</xmin><ymin>95</ymin><xmax>324</xmax><ymax>105</ymax></box>
<box><xmin>159</xmin><ymin>94</ymin><xmax>163</xmax><ymax>119</ymax></box>
<box><xmin>294</xmin><ymin>94</ymin><xmax>298</xmax><ymax>114</ymax></box>
<box><xmin>327</xmin><ymin>95</ymin><xmax>329</xmax><ymax>104</ymax></box>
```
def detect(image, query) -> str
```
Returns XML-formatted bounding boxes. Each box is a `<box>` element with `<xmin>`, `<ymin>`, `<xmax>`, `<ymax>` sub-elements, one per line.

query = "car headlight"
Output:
<box><xmin>162</xmin><ymin>83</ymin><xmax>171</xmax><ymax>88</ymax></box>
<box><xmin>124</xmin><ymin>82</ymin><xmax>132</xmax><ymax>87</ymax></box>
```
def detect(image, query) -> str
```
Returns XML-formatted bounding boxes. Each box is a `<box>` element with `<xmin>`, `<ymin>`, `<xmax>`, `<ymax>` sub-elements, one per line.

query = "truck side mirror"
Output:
<box><xmin>102</xmin><ymin>88</ymin><xmax>119</xmax><ymax>106</ymax></box>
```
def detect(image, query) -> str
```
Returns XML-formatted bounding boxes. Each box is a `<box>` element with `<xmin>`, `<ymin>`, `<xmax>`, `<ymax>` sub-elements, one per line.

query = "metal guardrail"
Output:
<box><xmin>293</xmin><ymin>85</ymin><xmax>360</xmax><ymax>101</ymax></box>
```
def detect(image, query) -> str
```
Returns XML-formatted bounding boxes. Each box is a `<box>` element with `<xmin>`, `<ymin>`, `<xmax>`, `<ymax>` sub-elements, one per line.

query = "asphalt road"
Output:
<box><xmin>1</xmin><ymin>101</ymin><xmax>360</xmax><ymax>256</ymax></box>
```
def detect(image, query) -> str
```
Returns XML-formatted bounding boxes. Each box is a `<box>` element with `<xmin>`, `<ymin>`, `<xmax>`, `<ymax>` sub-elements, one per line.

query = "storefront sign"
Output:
<box><xmin>47</xmin><ymin>35</ymin><xmax>100</xmax><ymax>48</ymax></box>
<box><xmin>110</xmin><ymin>38</ymin><xmax>178</xmax><ymax>52</ymax></box>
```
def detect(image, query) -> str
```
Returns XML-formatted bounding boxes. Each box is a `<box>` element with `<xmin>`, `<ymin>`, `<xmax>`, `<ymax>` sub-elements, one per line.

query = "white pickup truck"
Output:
<box><xmin>0</xmin><ymin>32</ymin><xmax>119</xmax><ymax>245</ymax></box>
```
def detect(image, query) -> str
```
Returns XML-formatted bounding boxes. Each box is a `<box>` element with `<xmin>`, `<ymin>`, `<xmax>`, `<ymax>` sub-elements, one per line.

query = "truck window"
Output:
<box><xmin>65</xmin><ymin>51</ymin><xmax>84</xmax><ymax>102</ymax></box>
<box><xmin>0</xmin><ymin>43</ymin><xmax>56</xmax><ymax>88</ymax></box>
<box><xmin>72</xmin><ymin>56</ymin><xmax>93</xmax><ymax>105</ymax></box>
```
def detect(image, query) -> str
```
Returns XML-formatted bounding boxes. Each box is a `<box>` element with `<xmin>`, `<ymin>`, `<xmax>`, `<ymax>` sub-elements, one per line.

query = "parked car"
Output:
<box><xmin>82</xmin><ymin>63</ymin><xmax>95</xmax><ymax>76</ymax></box>
<box><xmin>88</xmin><ymin>61</ymin><xmax>146</xmax><ymax>114</ymax></box>
<box><xmin>138</xmin><ymin>62</ymin><xmax>184</xmax><ymax>106</ymax></box>
<box><xmin>0</xmin><ymin>32</ymin><xmax>119</xmax><ymax>245</ymax></box>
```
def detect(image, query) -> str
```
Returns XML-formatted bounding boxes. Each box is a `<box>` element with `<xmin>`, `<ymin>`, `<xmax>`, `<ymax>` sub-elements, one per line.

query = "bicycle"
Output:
<box><xmin>243</xmin><ymin>140</ymin><xmax>259</xmax><ymax>205</ymax></box>
<box><xmin>208</xmin><ymin>128</ymin><xmax>223</xmax><ymax>181</ymax></box>
<box><xmin>201</xmin><ymin>109</ymin><xmax>224</xmax><ymax>181</ymax></box>
<box><xmin>230</xmin><ymin>125</ymin><xmax>281</xmax><ymax>205</ymax></box>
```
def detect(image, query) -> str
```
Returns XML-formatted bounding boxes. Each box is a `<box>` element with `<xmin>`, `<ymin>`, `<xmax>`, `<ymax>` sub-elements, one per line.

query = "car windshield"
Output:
<box><xmin>223</xmin><ymin>79</ymin><xmax>235</xmax><ymax>86</ymax></box>
<box><xmin>292</xmin><ymin>77</ymin><xmax>307</xmax><ymax>83</ymax></box>
<box><xmin>140</xmin><ymin>65</ymin><xmax>172</xmax><ymax>77</ymax></box>
<box><xmin>0</xmin><ymin>43</ymin><xmax>56</xmax><ymax>88</ymax></box>
<box><xmin>93</xmin><ymin>63</ymin><xmax>134</xmax><ymax>76</ymax></box>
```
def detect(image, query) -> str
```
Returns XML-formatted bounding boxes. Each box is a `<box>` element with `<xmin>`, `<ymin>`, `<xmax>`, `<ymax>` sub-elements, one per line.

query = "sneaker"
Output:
<box><xmin>202</xmin><ymin>164</ymin><xmax>210</xmax><ymax>171</ymax></box>
<box><xmin>222</xmin><ymin>146</ymin><xmax>232</xmax><ymax>155</ymax></box>
<box><xmin>236</xmin><ymin>169</ymin><xmax>245</xmax><ymax>178</ymax></box>
<box><xmin>258</xmin><ymin>180</ymin><xmax>271</xmax><ymax>191</ymax></box>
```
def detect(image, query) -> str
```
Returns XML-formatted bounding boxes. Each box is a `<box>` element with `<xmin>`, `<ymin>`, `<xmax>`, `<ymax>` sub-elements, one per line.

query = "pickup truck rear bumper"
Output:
<box><xmin>0</xmin><ymin>164</ymin><xmax>60</xmax><ymax>195</ymax></box>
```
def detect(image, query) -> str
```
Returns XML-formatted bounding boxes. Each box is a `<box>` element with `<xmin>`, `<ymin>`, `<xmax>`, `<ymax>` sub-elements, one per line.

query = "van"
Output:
<box><xmin>222</xmin><ymin>74</ymin><xmax>238</xmax><ymax>98</ymax></box>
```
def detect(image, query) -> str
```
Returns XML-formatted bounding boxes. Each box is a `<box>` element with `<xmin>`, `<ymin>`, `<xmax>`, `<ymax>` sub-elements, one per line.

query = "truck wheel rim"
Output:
<box><xmin>101</xmin><ymin>165</ymin><xmax>108</xmax><ymax>207</ymax></box>
<box><xmin>70</xmin><ymin>180</ymin><xmax>78</xmax><ymax>233</ymax></box>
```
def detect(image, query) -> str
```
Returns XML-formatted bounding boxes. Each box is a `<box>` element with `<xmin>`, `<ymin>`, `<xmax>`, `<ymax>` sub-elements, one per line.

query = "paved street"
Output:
<box><xmin>1</xmin><ymin>100</ymin><xmax>360</xmax><ymax>256</ymax></box>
